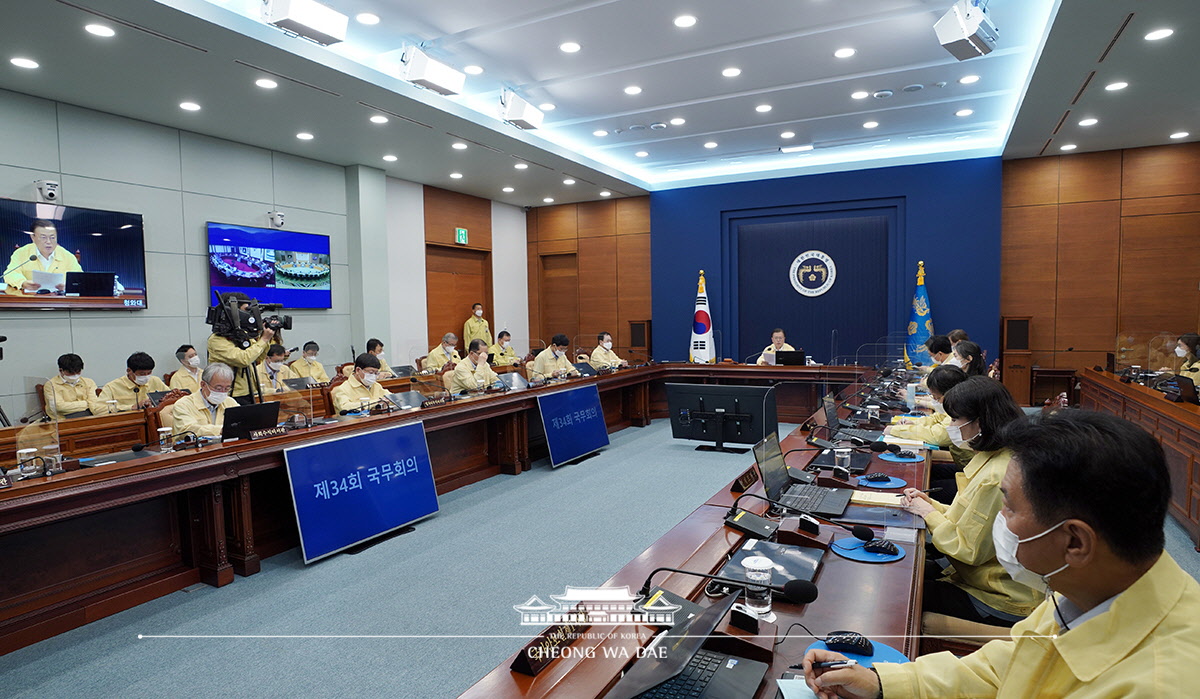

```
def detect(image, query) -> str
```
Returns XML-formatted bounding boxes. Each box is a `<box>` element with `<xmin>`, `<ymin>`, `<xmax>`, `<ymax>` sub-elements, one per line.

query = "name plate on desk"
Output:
<box><xmin>249</xmin><ymin>426</ymin><xmax>288</xmax><ymax>440</ymax></box>
<box><xmin>730</xmin><ymin>467</ymin><xmax>760</xmax><ymax>493</ymax></box>
<box><xmin>510</xmin><ymin>622</ymin><xmax>589</xmax><ymax>677</ymax></box>
<box><xmin>0</xmin><ymin>473</ymin><xmax>11</xmax><ymax>489</ymax></box>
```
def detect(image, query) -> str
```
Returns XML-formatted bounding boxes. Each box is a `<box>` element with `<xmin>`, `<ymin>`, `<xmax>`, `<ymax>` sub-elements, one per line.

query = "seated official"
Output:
<box><xmin>43</xmin><ymin>353</ymin><xmax>105</xmax><ymax>420</ymax></box>
<box><xmin>169</xmin><ymin>344</ymin><xmax>202</xmax><ymax>395</ymax></box>
<box><xmin>532</xmin><ymin>334</ymin><xmax>580</xmax><ymax>379</ymax></box>
<box><xmin>332</xmin><ymin>353</ymin><xmax>389</xmax><ymax>413</ymax></box>
<box><xmin>885</xmin><ymin>365</ymin><xmax>973</xmax><ymax>501</ymax></box>
<box><xmin>948</xmin><ymin>328</ymin><xmax>970</xmax><ymax>348</ymax></box>
<box><xmin>450</xmin><ymin>339</ymin><xmax>501</xmax><ymax>393</ymax></box>
<box><xmin>290</xmin><ymin>341</ymin><xmax>330</xmax><ymax>383</ymax></box>
<box><xmin>99</xmin><ymin>351</ymin><xmax>169</xmax><ymax>412</ymax></box>
<box><xmin>3</xmin><ymin>219</ymin><xmax>83</xmax><ymax>292</ymax></box>
<box><xmin>901</xmin><ymin>377</ymin><xmax>1041</xmax><ymax>626</ymax></box>
<box><xmin>463</xmin><ymin>302</ymin><xmax>492</xmax><ymax>348</ymax></box>
<box><xmin>342</xmin><ymin>338</ymin><xmax>394</xmax><ymax>378</ymax></box>
<box><xmin>256</xmin><ymin>344</ymin><xmax>295</xmax><ymax>393</ymax></box>
<box><xmin>1176</xmin><ymin>333</ymin><xmax>1200</xmax><ymax>377</ymax></box>
<box><xmin>950</xmin><ymin>340</ymin><xmax>986</xmax><ymax>376</ymax></box>
<box><xmin>919</xmin><ymin>334</ymin><xmax>953</xmax><ymax>371</ymax></box>
<box><xmin>423</xmin><ymin>333</ymin><xmax>461</xmax><ymax>372</ymax></box>
<box><xmin>803</xmin><ymin>410</ymin><xmax>1200</xmax><ymax>698</ymax></box>
<box><xmin>172</xmin><ymin>363</ymin><xmax>239</xmax><ymax>437</ymax></box>
<box><xmin>489</xmin><ymin>330</ymin><xmax>521</xmax><ymax>367</ymax></box>
<box><xmin>589</xmin><ymin>331</ymin><xmax>628</xmax><ymax>370</ymax></box>
<box><xmin>756</xmin><ymin>328</ymin><xmax>795</xmax><ymax>365</ymax></box>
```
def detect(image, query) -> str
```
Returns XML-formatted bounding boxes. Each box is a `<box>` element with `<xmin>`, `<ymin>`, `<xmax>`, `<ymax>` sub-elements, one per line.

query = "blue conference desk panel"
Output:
<box><xmin>538</xmin><ymin>384</ymin><xmax>610</xmax><ymax>467</ymax></box>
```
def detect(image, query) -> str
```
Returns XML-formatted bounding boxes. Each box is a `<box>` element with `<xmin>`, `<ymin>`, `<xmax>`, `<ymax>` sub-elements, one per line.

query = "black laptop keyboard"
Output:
<box><xmin>638</xmin><ymin>648</ymin><xmax>726</xmax><ymax>699</ymax></box>
<box><xmin>778</xmin><ymin>484</ymin><xmax>853</xmax><ymax>515</ymax></box>
<box><xmin>838</xmin><ymin>427</ymin><xmax>880</xmax><ymax>442</ymax></box>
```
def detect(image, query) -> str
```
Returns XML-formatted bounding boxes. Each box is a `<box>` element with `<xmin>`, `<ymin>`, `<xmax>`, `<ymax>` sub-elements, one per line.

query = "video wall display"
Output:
<box><xmin>207</xmin><ymin>222</ymin><xmax>332</xmax><ymax>309</ymax></box>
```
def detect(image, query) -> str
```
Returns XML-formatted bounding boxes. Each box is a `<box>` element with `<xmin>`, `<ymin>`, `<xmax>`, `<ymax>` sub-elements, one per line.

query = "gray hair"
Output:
<box><xmin>442</xmin><ymin>333</ymin><xmax>458</xmax><ymax>344</ymax></box>
<box><xmin>202</xmin><ymin>362</ymin><xmax>235</xmax><ymax>384</ymax></box>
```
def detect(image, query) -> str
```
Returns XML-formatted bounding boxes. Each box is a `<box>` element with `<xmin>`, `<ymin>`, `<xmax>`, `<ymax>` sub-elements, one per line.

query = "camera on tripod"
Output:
<box><xmin>205</xmin><ymin>292</ymin><xmax>292</xmax><ymax>348</ymax></box>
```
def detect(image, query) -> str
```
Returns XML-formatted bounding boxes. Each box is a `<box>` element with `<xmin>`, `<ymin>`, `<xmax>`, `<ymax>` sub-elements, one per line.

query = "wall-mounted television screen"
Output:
<box><xmin>207</xmin><ymin>222</ymin><xmax>332</xmax><ymax>309</ymax></box>
<box><xmin>0</xmin><ymin>198</ymin><xmax>147</xmax><ymax>310</ymax></box>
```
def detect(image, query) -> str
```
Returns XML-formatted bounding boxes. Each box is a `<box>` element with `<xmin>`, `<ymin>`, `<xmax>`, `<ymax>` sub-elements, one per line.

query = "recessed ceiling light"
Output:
<box><xmin>959</xmin><ymin>74</ymin><xmax>980</xmax><ymax>84</ymax></box>
<box><xmin>452</xmin><ymin>142</ymin><xmax>468</xmax><ymax>150</ymax></box>
<box><xmin>543</xmin><ymin>197</ymin><xmax>555</xmax><ymax>203</ymax></box>
<box><xmin>704</xmin><ymin>141</ymin><xmax>718</xmax><ymax>149</ymax></box>
<box><xmin>834</xmin><ymin>47</ymin><xmax>856</xmax><ymax>58</ymax></box>
<box><xmin>502</xmin><ymin>187</ymin><xmax>515</xmax><ymax>193</ymax></box>
<box><xmin>255</xmin><ymin>78</ymin><xmax>278</xmax><ymax>89</ymax></box>
<box><xmin>635</xmin><ymin>151</ymin><xmax>649</xmax><ymax>158</ymax></box>
<box><xmin>755</xmin><ymin>104</ymin><xmax>772</xmax><ymax>113</ymax></box>
<box><xmin>669</xmin><ymin>117</ymin><xmax>686</xmax><ymax>126</ymax></box>
<box><xmin>600</xmin><ymin>191</ymin><xmax>612</xmax><ymax>197</ymax></box>
<box><xmin>851</xmin><ymin>91</ymin><xmax>870</xmax><ymax>100</ymax></box>
<box><xmin>1105</xmin><ymin>81</ymin><xmax>1128</xmax><ymax>91</ymax></box>
<box><xmin>674</xmin><ymin>15</ymin><xmax>697</xmax><ymax>28</ymax></box>
<box><xmin>382</xmin><ymin>155</ymin><xmax>397</xmax><ymax>162</ymax></box>
<box><xmin>463</xmin><ymin>65</ymin><xmax>483</xmax><ymax>75</ymax></box>
<box><xmin>955</xmin><ymin>108</ymin><xmax>974</xmax><ymax>117</ymax></box>
<box><xmin>1060</xmin><ymin>144</ymin><xmax>1077</xmax><ymax>151</ymax></box>
<box><xmin>563</xmin><ymin>178</ymin><xmax>576</xmax><ymax>185</ymax></box>
<box><xmin>514</xmin><ymin>162</ymin><xmax>528</xmax><ymax>169</ymax></box>
<box><xmin>85</xmin><ymin>24</ymin><xmax>115</xmax><ymax>37</ymax></box>
<box><xmin>538</xmin><ymin>103</ymin><xmax>556</xmax><ymax>111</ymax></box>
<box><xmin>10</xmin><ymin>57</ymin><xmax>38</xmax><ymax>69</ymax></box>
<box><xmin>450</xmin><ymin>172</ymin><xmax>463</xmax><ymax>179</ymax></box>
<box><xmin>179</xmin><ymin>101</ymin><xmax>201</xmax><ymax>111</ymax></box>
<box><xmin>722</xmin><ymin>67</ymin><xmax>741</xmax><ymax>78</ymax></box>
<box><xmin>1170</xmin><ymin>132</ymin><xmax>1190</xmax><ymax>139</ymax></box>
<box><xmin>624</xmin><ymin>85</ymin><xmax>642</xmax><ymax>95</ymax></box>
<box><xmin>560</xmin><ymin>42</ymin><xmax>581</xmax><ymax>53</ymax></box>
<box><xmin>863</xmin><ymin>121</ymin><xmax>879</xmax><ymax>129</ymax></box>
<box><xmin>356</xmin><ymin>13</ymin><xmax>380</xmax><ymax>25</ymax></box>
<box><xmin>781</xmin><ymin>131</ymin><xmax>795</xmax><ymax>139</ymax></box>
<box><xmin>1078</xmin><ymin>118</ymin><xmax>1098</xmax><ymax>126</ymax></box>
<box><xmin>296</xmin><ymin>132</ymin><xmax>314</xmax><ymax>140</ymax></box>
<box><xmin>593</xmin><ymin>130</ymin><xmax>608</xmax><ymax>137</ymax></box>
<box><xmin>369</xmin><ymin>115</ymin><xmax>388</xmax><ymax>124</ymax></box>
<box><xmin>1145</xmin><ymin>28</ymin><xmax>1174</xmax><ymax>41</ymax></box>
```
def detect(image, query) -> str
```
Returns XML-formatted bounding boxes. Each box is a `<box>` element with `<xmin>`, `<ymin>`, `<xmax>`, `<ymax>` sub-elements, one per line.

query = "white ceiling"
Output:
<box><xmin>0</xmin><ymin>1</ymin><xmax>1193</xmax><ymax>208</ymax></box>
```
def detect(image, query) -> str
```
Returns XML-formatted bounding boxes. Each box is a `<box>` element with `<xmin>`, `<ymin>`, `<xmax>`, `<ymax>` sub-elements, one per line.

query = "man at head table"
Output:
<box><xmin>489</xmin><ymin>330</ymin><xmax>521</xmax><ymax>367</ymax></box>
<box><xmin>423</xmin><ymin>333</ymin><xmax>461</xmax><ymax>372</ymax></box>
<box><xmin>256</xmin><ymin>344</ymin><xmax>296</xmax><ymax>393</ymax></box>
<box><xmin>172</xmin><ymin>363</ymin><xmax>240</xmax><ymax>437</ymax></box>
<box><xmin>169</xmin><ymin>344</ymin><xmax>203</xmax><ymax>395</ymax></box>
<box><xmin>756</xmin><ymin>328</ymin><xmax>795</xmax><ymax>365</ymax></box>
<box><xmin>43</xmin><ymin>353</ymin><xmax>106</xmax><ymax>420</ymax></box>
<box><xmin>341</xmin><ymin>338</ymin><xmax>394</xmax><ymax>378</ymax></box>
<box><xmin>290</xmin><ymin>341</ymin><xmax>330</xmax><ymax>383</ymax></box>
<box><xmin>332</xmin><ymin>353</ymin><xmax>389</xmax><ymax>413</ymax></box>
<box><xmin>533</xmin><ymin>334</ymin><xmax>581</xmax><ymax>379</ymax></box>
<box><xmin>99</xmin><ymin>351</ymin><xmax>169</xmax><ymax>412</ymax></box>
<box><xmin>589</xmin><ymin>331</ymin><xmax>628</xmax><ymax>370</ymax></box>
<box><xmin>3</xmin><ymin>219</ymin><xmax>83</xmax><ymax>292</ymax></box>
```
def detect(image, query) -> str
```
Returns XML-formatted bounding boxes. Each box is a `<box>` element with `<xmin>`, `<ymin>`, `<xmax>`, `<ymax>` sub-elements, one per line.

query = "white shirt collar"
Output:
<box><xmin>1054</xmin><ymin>592</ymin><xmax>1120</xmax><ymax>632</ymax></box>
<box><xmin>36</xmin><ymin>249</ymin><xmax>55</xmax><ymax>268</ymax></box>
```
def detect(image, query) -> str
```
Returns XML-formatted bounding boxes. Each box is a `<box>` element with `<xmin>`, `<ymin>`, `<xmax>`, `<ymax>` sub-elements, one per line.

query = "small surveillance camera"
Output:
<box><xmin>269</xmin><ymin>211</ymin><xmax>285</xmax><ymax>228</ymax></box>
<box><xmin>35</xmin><ymin>180</ymin><xmax>60</xmax><ymax>202</ymax></box>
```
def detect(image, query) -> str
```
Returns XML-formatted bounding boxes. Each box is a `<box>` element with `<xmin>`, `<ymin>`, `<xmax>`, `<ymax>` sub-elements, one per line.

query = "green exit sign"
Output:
<box><xmin>455</xmin><ymin>227</ymin><xmax>469</xmax><ymax>245</ymax></box>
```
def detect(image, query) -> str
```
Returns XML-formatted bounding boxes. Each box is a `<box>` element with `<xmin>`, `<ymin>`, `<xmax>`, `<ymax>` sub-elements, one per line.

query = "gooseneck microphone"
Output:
<box><xmin>729</xmin><ymin>492</ymin><xmax>874</xmax><ymax>542</ymax></box>
<box><xmin>3</xmin><ymin>254</ymin><xmax>37</xmax><ymax>277</ymax></box>
<box><xmin>637</xmin><ymin>566</ymin><xmax>819</xmax><ymax>605</ymax></box>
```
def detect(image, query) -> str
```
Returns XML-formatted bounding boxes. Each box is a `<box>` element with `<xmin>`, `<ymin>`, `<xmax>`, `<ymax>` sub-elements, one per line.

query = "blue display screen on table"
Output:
<box><xmin>207</xmin><ymin>221</ymin><xmax>332</xmax><ymax>309</ymax></box>
<box><xmin>284</xmin><ymin>422</ymin><xmax>439</xmax><ymax>563</ymax></box>
<box><xmin>537</xmin><ymin>385</ymin><xmax>610</xmax><ymax>467</ymax></box>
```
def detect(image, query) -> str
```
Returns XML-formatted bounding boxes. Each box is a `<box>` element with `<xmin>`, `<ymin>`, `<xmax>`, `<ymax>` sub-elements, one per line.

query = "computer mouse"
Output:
<box><xmin>896</xmin><ymin>450</ymin><xmax>918</xmax><ymax>459</ymax></box>
<box><xmin>863</xmin><ymin>472</ymin><xmax>891</xmax><ymax>482</ymax></box>
<box><xmin>824</xmin><ymin>631</ymin><xmax>874</xmax><ymax>656</ymax></box>
<box><xmin>863</xmin><ymin>538</ymin><xmax>900</xmax><ymax>556</ymax></box>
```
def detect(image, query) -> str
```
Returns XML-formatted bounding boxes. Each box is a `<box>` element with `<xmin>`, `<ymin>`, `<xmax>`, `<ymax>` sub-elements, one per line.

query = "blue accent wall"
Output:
<box><xmin>650</xmin><ymin>157</ymin><xmax>1002</xmax><ymax>364</ymax></box>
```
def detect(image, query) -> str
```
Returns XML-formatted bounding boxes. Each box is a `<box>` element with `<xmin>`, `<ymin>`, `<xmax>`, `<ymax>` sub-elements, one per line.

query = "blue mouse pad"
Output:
<box><xmin>898</xmin><ymin>413</ymin><xmax>924</xmax><ymax>419</ymax></box>
<box><xmin>857</xmin><ymin>475</ymin><xmax>907</xmax><ymax>489</ymax></box>
<box><xmin>803</xmin><ymin>639</ymin><xmax>909</xmax><ymax>668</ymax></box>
<box><xmin>829</xmin><ymin>537</ymin><xmax>906</xmax><ymax>563</ymax></box>
<box><xmin>879</xmin><ymin>452</ymin><xmax>923</xmax><ymax>463</ymax></box>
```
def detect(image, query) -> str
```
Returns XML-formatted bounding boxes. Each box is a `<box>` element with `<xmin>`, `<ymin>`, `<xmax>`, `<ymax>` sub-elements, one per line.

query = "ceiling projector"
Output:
<box><xmin>935</xmin><ymin>0</ymin><xmax>999</xmax><ymax>60</ymax></box>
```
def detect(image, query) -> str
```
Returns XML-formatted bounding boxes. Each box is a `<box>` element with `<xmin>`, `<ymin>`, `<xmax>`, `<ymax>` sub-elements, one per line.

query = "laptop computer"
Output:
<box><xmin>775</xmin><ymin>350</ymin><xmax>807</xmax><ymax>366</ymax></box>
<box><xmin>1175</xmin><ymin>375</ymin><xmax>1199</xmax><ymax>405</ymax></box>
<box><xmin>386</xmin><ymin>391</ymin><xmax>424</xmax><ymax>410</ymax></box>
<box><xmin>823</xmin><ymin>395</ymin><xmax>883</xmax><ymax>443</ymax></box>
<box><xmin>391</xmin><ymin>365</ymin><xmax>415</xmax><ymax>378</ymax></box>
<box><xmin>64</xmin><ymin>271</ymin><xmax>115</xmax><ymax>297</ymax></box>
<box><xmin>282</xmin><ymin>377</ymin><xmax>314</xmax><ymax>391</ymax></box>
<box><xmin>753</xmin><ymin>432</ymin><xmax>851</xmax><ymax>517</ymax></box>
<box><xmin>146</xmin><ymin>389</ymin><xmax>182</xmax><ymax>407</ymax></box>
<box><xmin>573</xmin><ymin>362</ymin><xmax>598</xmax><ymax>377</ymax></box>
<box><xmin>604</xmin><ymin>592</ymin><xmax>768</xmax><ymax>699</ymax></box>
<box><xmin>713</xmin><ymin>538</ymin><xmax>824</xmax><ymax>587</ymax></box>
<box><xmin>498</xmin><ymin>372</ymin><xmax>528</xmax><ymax>391</ymax></box>
<box><xmin>221</xmin><ymin>402</ymin><xmax>281</xmax><ymax>441</ymax></box>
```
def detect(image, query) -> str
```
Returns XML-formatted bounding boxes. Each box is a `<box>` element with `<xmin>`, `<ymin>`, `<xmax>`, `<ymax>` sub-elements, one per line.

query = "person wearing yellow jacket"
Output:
<box><xmin>43</xmin><ymin>353</ymin><xmax>106</xmax><ymax>419</ymax></box>
<box><xmin>332</xmin><ymin>354</ymin><xmax>389</xmax><ymax>413</ymax></box>
<box><xmin>756</xmin><ymin>328</ymin><xmax>795</xmax><ymax>365</ymax></box>
<box><xmin>886</xmin><ymin>365</ymin><xmax>974</xmax><ymax>501</ymax></box>
<box><xmin>3</xmin><ymin>219</ymin><xmax>82</xmax><ymax>291</ymax></box>
<box><xmin>207</xmin><ymin>298</ymin><xmax>275</xmax><ymax>403</ymax></box>
<box><xmin>463</xmin><ymin>303</ymin><xmax>492</xmax><ymax>348</ymax></box>
<box><xmin>290</xmin><ymin>341</ymin><xmax>330</xmax><ymax>383</ymax></box>
<box><xmin>802</xmin><ymin>410</ymin><xmax>1200</xmax><ymax>698</ymax></box>
<box><xmin>423</xmin><ymin>334</ymin><xmax>461</xmax><ymax>372</ymax></box>
<box><xmin>99</xmin><ymin>352</ymin><xmax>169</xmax><ymax>412</ymax></box>
<box><xmin>169</xmin><ymin>344</ymin><xmax>203</xmax><ymax>395</ymax></box>
<box><xmin>589</xmin><ymin>331</ymin><xmax>628</xmax><ymax>370</ymax></box>
<box><xmin>1175</xmin><ymin>333</ymin><xmax>1200</xmax><ymax>378</ymax></box>
<box><xmin>449</xmin><ymin>339</ymin><xmax>500</xmax><ymax>393</ymax></box>
<box><xmin>901</xmin><ymin>377</ymin><xmax>1041</xmax><ymax>624</ymax></box>
<box><xmin>255</xmin><ymin>344</ymin><xmax>296</xmax><ymax>393</ymax></box>
<box><xmin>532</xmin><ymin>334</ymin><xmax>580</xmax><ymax>379</ymax></box>
<box><xmin>341</xmin><ymin>339</ymin><xmax>394</xmax><ymax>378</ymax></box>
<box><xmin>489</xmin><ymin>331</ymin><xmax>521</xmax><ymax>367</ymax></box>
<box><xmin>172</xmin><ymin>363</ymin><xmax>239</xmax><ymax>437</ymax></box>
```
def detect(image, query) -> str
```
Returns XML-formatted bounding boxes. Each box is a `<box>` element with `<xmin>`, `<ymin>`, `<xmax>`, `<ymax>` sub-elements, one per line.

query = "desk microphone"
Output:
<box><xmin>636</xmin><ymin>566</ymin><xmax>818</xmax><ymax>605</ymax></box>
<box><xmin>338</xmin><ymin>397</ymin><xmax>395</xmax><ymax>416</ymax></box>
<box><xmin>728</xmin><ymin>492</ymin><xmax>873</xmax><ymax>541</ymax></box>
<box><xmin>3</xmin><ymin>254</ymin><xmax>37</xmax><ymax>277</ymax></box>
<box><xmin>172</xmin><ymin>431</ymin><xmax>203</xmax><ymax>449</ymax></box>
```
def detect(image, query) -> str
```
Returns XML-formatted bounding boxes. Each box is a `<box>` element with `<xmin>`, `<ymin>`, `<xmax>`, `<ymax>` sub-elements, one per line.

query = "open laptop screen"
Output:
<box><xmin>752</xmin><ymin>432</ymin><xmax>789</xmax><ymax>501</ymax></box>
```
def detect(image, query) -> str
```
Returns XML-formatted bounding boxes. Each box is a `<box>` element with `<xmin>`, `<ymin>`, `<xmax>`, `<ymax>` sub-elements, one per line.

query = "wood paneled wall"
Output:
<box><xmin>526</xmin><ymin>197</ymin><xmax>651</xmax><ymax>358</ymax></box>
<box><xmin>1002</xmin><ymin>143</ymin><xmax>1200</xmax><ymax>374</ymax></box>
<box><xmin>424</xmin><ymin>186</ymin><xmax>493</xmax><ymax>356</ymax></box>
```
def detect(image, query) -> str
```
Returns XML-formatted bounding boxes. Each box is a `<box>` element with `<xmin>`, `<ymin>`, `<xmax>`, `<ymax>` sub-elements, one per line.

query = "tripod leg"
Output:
<box><xmin>0</xmin><ymin>403</ymin><xmax>10</xmax><ymax>428</ymax></box>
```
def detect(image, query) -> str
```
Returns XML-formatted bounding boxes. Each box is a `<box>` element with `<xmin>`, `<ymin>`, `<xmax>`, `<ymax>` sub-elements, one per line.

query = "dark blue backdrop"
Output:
<box><xmin>650</xmin><ymin>157</ymin><xmax>1002</xmax><ymax>363</ymax></box>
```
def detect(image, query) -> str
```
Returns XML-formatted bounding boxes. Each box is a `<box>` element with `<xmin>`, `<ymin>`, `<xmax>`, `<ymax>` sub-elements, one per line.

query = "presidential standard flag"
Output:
<box><xmin>905</xmin><ymin>260</ymin><xmax>935</xmax><ymax>368</ymax></box>
<box><xmin>689</xmin><ymin>270</ymin><xmax>716</xmax><ymax>364</ymax></box>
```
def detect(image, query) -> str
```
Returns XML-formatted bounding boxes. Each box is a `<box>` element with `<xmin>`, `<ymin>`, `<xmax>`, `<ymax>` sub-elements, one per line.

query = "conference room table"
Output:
<box><xmin>0</xmin><ymin>363</ymin><xmax>868</xmax><ymax>655</ymax></box>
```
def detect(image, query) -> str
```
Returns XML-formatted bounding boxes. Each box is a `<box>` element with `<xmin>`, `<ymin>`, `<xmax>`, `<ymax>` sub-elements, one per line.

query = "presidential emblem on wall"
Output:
<box><xmin>789</xmin><ymin>250</ymin><xmax>836</xmax><ymax>297</ymax></box>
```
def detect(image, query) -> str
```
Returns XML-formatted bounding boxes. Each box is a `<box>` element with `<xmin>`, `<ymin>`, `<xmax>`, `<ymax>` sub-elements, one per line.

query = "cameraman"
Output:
<box><xmin>206</xmin><ymin>292</ymin><xmax>275</xmax><ymax>404</ymax></box>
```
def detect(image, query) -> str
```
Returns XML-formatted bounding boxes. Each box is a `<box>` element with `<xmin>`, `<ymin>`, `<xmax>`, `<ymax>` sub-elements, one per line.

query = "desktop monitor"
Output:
<box><xmin>221</xmin><ymin>402</ymin><xmax>281</xmax><ymax>441</ymax></box>
<box><xmin>665</xmin><ymin>383</ymin><xmax>777</xmax><ymax>454</ymax></box>
<box><xmin>207</xmin><ymin>222</ymin><xmax>331</xmax><ymax>309</ymax></box>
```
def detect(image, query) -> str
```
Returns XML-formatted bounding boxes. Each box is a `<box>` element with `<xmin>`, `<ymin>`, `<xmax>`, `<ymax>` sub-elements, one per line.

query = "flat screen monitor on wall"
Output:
<box><xmin>0</xmin><ymin>198</ymin><xmax>147</xmax><ymax>310</ymax></box>
<box><xmin>207</xmin><ymin>222</ymin><xmax>332</xmax><ymax>309</ymax></box>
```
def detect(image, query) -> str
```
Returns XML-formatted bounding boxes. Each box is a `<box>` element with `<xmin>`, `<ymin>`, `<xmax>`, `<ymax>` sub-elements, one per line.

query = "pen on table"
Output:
<box><xmin>811</xmin><ymin>660</ymin><xmax>858</xmax><ymax>669</ymax></box>
<box><xmin>921</xmin><ymin>487</ymin><xmax>942</xmax><ymax>494</ymax></box>
<box><xmin>93</xmin><ymin>460</ymin><xmax>117</xmax><ymax>466</ymax></box>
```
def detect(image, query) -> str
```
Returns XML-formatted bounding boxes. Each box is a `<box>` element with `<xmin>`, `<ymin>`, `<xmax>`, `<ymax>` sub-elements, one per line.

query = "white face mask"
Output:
<box><xmin>1177</xmin><ymin>346</ymin><xmax>1189</xmax><ymax>358</ymax></box>
<box><xmin>268</xmin><ymin>361</ymin><xmax>284</xmax><ymax>371</ymax></box>
<box><xmin>945</xmin><ymin>420</ymin><xmax>976</xmax><ymax>448</ymax></box>
<box><xmin>305</xmin><ymin>354</ymin><xmax>318</xmax><ymax>362</ymax></box>
<box><xmin>945</xmin><ymin>355</ymin><xmax>964</xmax><ymax>368</ymax></box>
<box><xmin>361</xmin><ymin>372</ymin><xmax>379</xmax><ymax>387</ymax></box>
<box><xmin>993</xmin><ymin>512</ymin><xmax>1069</xmax><ymax>591</ymax></box>
<box><xmin>376</xmin><ymin>352</ymin><xmax>385</xmax><ymax>361</ymax></box>
<box><xmin>474</xmin><ymin>309</ymin><xmax>483</xmax><ymax>317</ymax></box>
<box><xmin>932</xmin><ymin>400</ymin><xmax>945</xmax><ymax>415</ymax></box>
<box><xmin>132</xmin><ymin>374</ymin><xmax>150</xmax><ymax>386</ymax></box>
<box><xmin>555</xmin><ymin>349</ymin><xmax>565</xmax><ymax>359</ymax></box>
<box><xmin>602</xmin><ymin>341</ymin><xmax>613</xmax><ymax>350</ymax></box>
<box><xmin>501</xmin><ymin>340</ymin><xmax>509</xmax><ymax>349</ymax></box>
<box><xmin>206</xmin><ymin>389</ymin><xmax>229</xmax><ymax>405</ymax></box>
<box><xmin>63</xmin><ymin>374</ymin><xmax>81</xmax><ymax>385</ymax></box>
<box><xmin>187</xmin><ymin>356</ymin><xmax>202</xmax><ymax>368</ymax></box>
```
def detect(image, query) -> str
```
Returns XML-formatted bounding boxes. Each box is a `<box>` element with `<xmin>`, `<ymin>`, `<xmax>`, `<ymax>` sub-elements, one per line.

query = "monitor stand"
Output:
<box><xmin>693</xmin><ymin>410</ymin><xmax>752</xmax><ymax>454</ymax></box>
